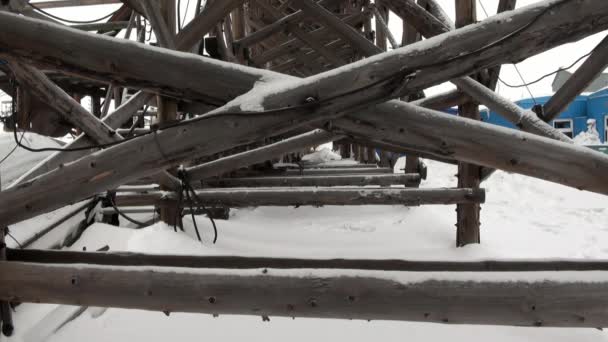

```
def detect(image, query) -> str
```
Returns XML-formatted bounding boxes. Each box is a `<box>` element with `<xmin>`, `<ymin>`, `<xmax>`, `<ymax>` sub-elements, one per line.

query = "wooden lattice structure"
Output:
<box><xmin>1</xmin><ymin>0</ymin><xmax>608</xmax><ymax>335</ymax></box>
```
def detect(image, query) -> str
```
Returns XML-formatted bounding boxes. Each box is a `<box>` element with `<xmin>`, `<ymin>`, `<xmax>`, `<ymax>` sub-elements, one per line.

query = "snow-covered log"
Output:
<box><xmin>3</xmin><ymin>260</ymin><xmax>608</xmax><ymax>327</ymax></box>
<box><xmin>114</xmin><ymin>187</ymin><xmax>484</xmax><ymax>207</ymax></box>
<box><xmin>202</xmin><ymin>174</ymin><xmax>421</xmax><ymax>188</ymax></box>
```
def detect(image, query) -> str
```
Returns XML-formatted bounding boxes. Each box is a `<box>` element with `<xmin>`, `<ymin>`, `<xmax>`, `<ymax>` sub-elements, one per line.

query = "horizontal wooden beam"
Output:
<box><xmin>3</xmin><ymin>260</ymin><xmax>608</xmax><ymax>327</ymax></box>
<box><xmin>29</xmin><ymin>0</ymin><xmax>122</xmax><ymax>8</ymax></box>
<box><xmin>202</xmin><ymin>174</ymin><xmax>420</xmax><ymax>188</ymax></box>
<box><xmin>13</xmin><ymin>248</ymin><xmax>608</xmax><ymax>272</ymax></box>
<box><xmin>283</xmin><ymin>167</ymin><xmax>393</xmax><ymax>176</ymax></box>
<box><xmin>114</xmin><ymin>187</ymin><xmax>485</xmax><ymax>207</ymax></box>
<box><xmin>70</xmin><ymin>21</ymin><xmax>129</xmax><ymax>32</ymax></box>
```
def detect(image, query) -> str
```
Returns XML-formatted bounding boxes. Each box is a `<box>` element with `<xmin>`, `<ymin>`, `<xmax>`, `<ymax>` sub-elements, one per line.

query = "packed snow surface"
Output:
<box><xmin>4</xmin><ymin>149</ymin><xmax>608</xmax><ymax>341</ymax></box>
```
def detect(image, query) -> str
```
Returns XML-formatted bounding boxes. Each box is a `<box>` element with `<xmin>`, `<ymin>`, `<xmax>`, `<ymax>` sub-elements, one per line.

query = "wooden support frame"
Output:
<box><xmin>202</xmin><ymin>173</ymin><xmax>421</xmax><ymax>188</ymax></box>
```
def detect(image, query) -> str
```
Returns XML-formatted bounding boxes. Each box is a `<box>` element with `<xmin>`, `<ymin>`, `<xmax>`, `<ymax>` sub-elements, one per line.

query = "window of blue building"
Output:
<box><xmin>553</xmin><ymin>118</ymin><xmax>574</xmax><ymax>138</ymax></box>
<box><xmin>0</xmin><ymin>101</ymin><xmax>11</xmax><ymax>117</ymax></box>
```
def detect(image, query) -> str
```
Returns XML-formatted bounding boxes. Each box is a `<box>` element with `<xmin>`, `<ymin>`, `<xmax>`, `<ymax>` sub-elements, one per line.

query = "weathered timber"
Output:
<box><xmin>30</xmin><ymin>0</ymin><xmax>122</xmax><ymax>8</ymax></box>
<box><xmin>329</xmin><ymin>100</ymin><xmax>608</xmax><ymax>194</ymax></box>
<box><xmin>114</xmin><ymin>187</ymin><xmax>485</xmax><ymax>207</ymax></box>
<box><xmin>9</xmin><ymin>61</ymin><xmax>122</xmax><ymax>144</ymax></box>
<box><xmin>252</xmin><ymin>0</ymin><xmax>344</xmax><ymax>66</ymax></box>
<box><xmin>2</xmin><ymin>0</ymin><xmax>604</xmax><ymax>107</ymax></box>
<box><xmin>3</xmin><ymin>1</ymin><xmax>608</xmax><ymax>224</ymax></box>
<box><xmin>294</xmin><ymin>0</ymin><xmax>381</xmax><ymax>57</ymax></box>
<box><xmin>185</xmin><ymin>130</ymin><xmax>339</xmax><ymax>181</ymax></box>
<box><xmin>373</xmin><ymin>3</ymin><xmax>398</xmax><ymax>50</ymax></box>
<box><xmin>383</xmin><ymin>0</ymin><xmax>450</xmax><ymax>38</ymax></box>
<box><xmin>453</xmin><ymin>77</ymin><xmax>571</xmax><ymax>142</ymax></box>
<box><xmin>202</xmin><ymin>174</ymin><xmax>421</xmax><ymax>188</ymax></box>
<box><xmin>10</xmin><ymin>92</ymin><xmax>153</xmax><ymax>186</ymax></box>
<box><xmin>543</xmin><ymin>34</ymin><xmax>608</xmax><ymax>121</ymax></box>
<box><xmin>4</xmin><ymin>261</ymin><xmax>608</xmax><ymax>327</ymax></box>
<box><xmin>16</xmin><ymin>248</ymin><xmax>608</xmax><ymax>272</ymax></box>
<box><xmin>283</xmin><ymin>167</ymin><xmax>393</xmax><ymax>176</ymax></box>
<box><xmin>20</xmin><ymin>201</ymin><xmax>92</xmax><ymax>248</ymax></box>
<box><xmin>250</xmin><ymin>12</ymin><xmax>367</xmax><ymax>67</ymax></box>
<box><xmin>139</xmin><ymin>0</ymin><xmax>176</xmax><ymax>49</ymax></box>
<box><xmin>70</xmin><ymin>21</ymin><xmax>129</xmax><ymax>32</ymax></box>
<box><xmin>175</xmin><ymin>0</ymin><xmax>245</xmax><ymax>51</ymax></box>
<box><xmin>485</xmin><ymin>0</ymin><xmax>518</xmax><ymax>90</ymax></box>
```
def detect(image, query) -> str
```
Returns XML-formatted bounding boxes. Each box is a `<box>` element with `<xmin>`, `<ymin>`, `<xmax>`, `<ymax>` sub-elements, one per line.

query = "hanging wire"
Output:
<box><xmin>5</xmin><ymin>228</ymin><xmax>23</xmax><ymax>249</ymax></box>
<box><xmin>477</xmin><ymin>0</ymin><xmax>536</xmax><ymax>104</ymax></box>
<box><xmin>28</xmin><ymin>2</ymin><xmax>121</xmax><ymax>24</ymax></box>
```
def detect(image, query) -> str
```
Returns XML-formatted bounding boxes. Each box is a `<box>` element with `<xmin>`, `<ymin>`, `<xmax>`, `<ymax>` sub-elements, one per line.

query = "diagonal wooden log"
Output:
<box><xmin>202</xmin><ymin>173</ymin><xmax>421</xmax><ymax>188</ymax></box>
<box><xmin>232</xmin><ymin>0</ymin><xmax>342</xmax><ymax>51</ymax></box>
<box><xmin>250</xmin><ymin>11</ymin><xmax>368</xmax><ymax>67</ymax></box>
<box><xmin>139</xmin><ymin>0</ymin><xmax>176</xmax><ymax>49</ymax></box>
<box><xmin>2</xmin><ymin>0</ymin><xmax>608</xmax><ymax>225</ymax></box>
<box><xmin>9</xmin><ymin>61</ymin><xmax>123</xmax><ymax>145</ymax></box>
<box><xmin>5</xmin><ymin>260</ymin><xmax>608</xmax><ymax>327</ymax></box>
<box><xmin>175</xmin><ymin>0</ymin><xmax>245</xmax><ymax>51</ymax></box>
<box><xmin>294</xmin><ymin>0</ymin><xmax>381</xmax><ymax>57</ymax></box>
<box><xmin>185</xmin><ymin>130</ymin><xmax>339</xmax><ymax>181</ymax></box>
<box><xmin>252</xmin><ymin>0</ymin><xmax>345</xmax><ymax>66</ymax></box>
<box><xmin>452</xmin><ymin>77</ymin><xmax>571</xmax><ymax>142</ymax></box>
<box><xmin>383</xmin><ymin>0</ymin><xmax>451</xmax><ymax>38</ymax></box>
<box><xmin>114</xmin><ymin>187</ymin><xmax>485</xmax><ymax>207</ymax></box>
<box><xmin>486</xmin><ymin>0</ymin><xmax>518</xmax><ymax>90</ymax></box>
<box><xmin>542</xmin><ymin>34</ymin><xmax>608</xmax><ymax>121</ymax></box>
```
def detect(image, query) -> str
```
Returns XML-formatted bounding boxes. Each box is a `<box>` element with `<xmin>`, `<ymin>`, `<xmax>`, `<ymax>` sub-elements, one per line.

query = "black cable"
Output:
<box><xmin>183</xmin><ymin>185</ymin><xmax>203</xmax><ymax>242</ymax></box>
<box><xmin>177</xmin><ymin>169</ymin><xmax>217</xmax><ymax>244</ymax></box>
<box><xmin>498</xmin><ymin>51</ymin><xmax>593</xmax><ymax>89</ymax></box>
<box><xmin>28</xmin><ymin>2</ymin><xmax>121</xmax><ymax>24</ymax></box>
<box><xmin>5</xmin><ymin>228</ymin><xmax>22</xmax><ymax>249</ymax></box>
<box><xmin>108</xmin><ymin>196</ymin><xmax>148</xmax><ymax>228</ymax></box>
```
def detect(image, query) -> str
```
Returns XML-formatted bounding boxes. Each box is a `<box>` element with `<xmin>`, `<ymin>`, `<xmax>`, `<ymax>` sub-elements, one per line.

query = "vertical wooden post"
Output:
<box><xmin>157</xmin><ymin>0</ymin><xmax>180</xmax><ymax>226</ymax></box>
<box><xmin>0</xmin><ymin>171</ymin><xmax>13</xmax><ymax>337</ymax></box>
<box><xmin>455</xmin><ymin>0</ymin><xmax>481</xmax><ymax>247</ymax></box>
<box><xmin>402</xmin><ymin>4</ymin><xmax>421</xmax><ymax>181</ymax></box>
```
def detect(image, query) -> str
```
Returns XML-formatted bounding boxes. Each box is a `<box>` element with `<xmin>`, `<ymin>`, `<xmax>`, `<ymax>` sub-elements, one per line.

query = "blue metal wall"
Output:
<box><xmin>588</xmin><ymin>88</ymin><xmax>608</xmax><ymax>143</ymax></box>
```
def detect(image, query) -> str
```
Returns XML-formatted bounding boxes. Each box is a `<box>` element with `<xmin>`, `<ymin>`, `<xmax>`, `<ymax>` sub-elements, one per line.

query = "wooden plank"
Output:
<box><xmin>70</xmin><ymin>21</ymin><xmax>129</xmax><ymax>32</ymax></box>
<box><xmin>139</xmin><ymin>0</ymin><xmax>176</xmax><ymax>49</ymax></box>
<box><xmin>283</xmin><ymin>167</ymin><xmax>393</xmax><ymax>175</ymax></box>
<box><xmin>114</xmin><ymin>187</ymin><xmax>485</xmax><ymax>207</ymax></box>
<box><xmin>4</xmin><ymin>260</ymin><xmax>608</xmax><ymax>327</ymax></box>
<box><xmin>202</xmin><ymin>174</ymin><xmax>421</xmax><ymax>187</ymax></box>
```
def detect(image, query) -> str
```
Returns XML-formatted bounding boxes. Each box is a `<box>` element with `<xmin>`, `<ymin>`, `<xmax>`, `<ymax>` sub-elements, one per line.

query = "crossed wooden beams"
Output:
<box><xmin>0</xmin><ymin>0</ymin><xmax>607</xmax><ymax>226</ymax></box>
<box><xmin>1</xmin><ymin>0</ymin><xmax>608</xmax><ymax>328</ymax></box>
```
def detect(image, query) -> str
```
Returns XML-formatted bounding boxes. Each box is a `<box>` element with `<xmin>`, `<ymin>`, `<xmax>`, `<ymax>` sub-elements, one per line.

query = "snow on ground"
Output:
<box><xmin>5</xmin><ymin>152</ymin><xmax>608</xmax><ymax>341</ymax></box>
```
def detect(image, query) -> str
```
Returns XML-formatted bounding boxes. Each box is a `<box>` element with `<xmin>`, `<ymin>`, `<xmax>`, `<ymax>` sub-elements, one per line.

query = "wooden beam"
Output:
<box><xmin>250</xmin><ymin>11</ymin><xmax>367</xmax><ymax>66</ymax></box>
<box><xmin>70</xmin><ymin>21</ymin><xmax>129</xmax><ymax>32</ymax></box>
<box><xmin>202</xmin><ymin>174</ymin><xmax>421</xmax><ymax>187</ymax></box>
<box><xmin>5</xmin><ymin>260</ymin><xmax>608</xmax><ymax>327</ymax></box>
<box><xmin>252</xmin><ymin>0</ymin><xmax>345</xmax><ymax>66</ymax></box>
<box><xmin>114</xmin><ymin>187</ymin><xmax>485</xmax><ymax>207</ymax></box>
<box><xmin>383</xmin><ymin>0</ymin><xmax>451</xmax><ymax>38</ymax></box>
<box><xmin>543</xmin><ymin>34</ymin><xmax>608</xmax><ymax>121</ymax></box>
<box><xmin>175</xmin><ymin>0</ymin><xmax>245</xmax><ymax>51</ymax></box>
<box><xmin>139</xmin><ymin>0</ymin><xmax>176</xmax><ymax>49</ymax></box>
<box><xmin>10</xmin><ymin>92</ymin><xmax>153</xmax><ymax>186</ymax></box>
<box><xmin>8</xmin><ymin>61</ymin><xmax>123</xmax><ymax>145</ymax></box>
<box><xmin>486</xmin><ymin>0</ymin><xmax>518</xmax><ymax>90</ymax></box>
<box><xmin>30</xmin><ymin>0</ymin><xmax>122</xmax><ymax>8</ymax></box>
<box><xmin>185</xmin><ymin>130</ymin><xmax>340</xmax><ymax>181</ymax></box>
<box><xmin>294</xmin><ymin>0</ymin><xmax>381</xmax><ymax>57</ymax></box>
<box><xmin>283</xmin><ymin>167</ymin><xmax>393</xmax><ymax>176</ymax></box>
<box><xmin>452</xmin><ymin>76</ymin><xmax>571</xmax><ymax>142</ymax></box>
<box><xmin>410</xmin><ymin>89</ymin><xmax>470</xmax><ymax>110</ymax></box>
<box><xmin>2</xmin><ymin>1</ymin><xmax>608</xmax><ymax>225</ymax></box>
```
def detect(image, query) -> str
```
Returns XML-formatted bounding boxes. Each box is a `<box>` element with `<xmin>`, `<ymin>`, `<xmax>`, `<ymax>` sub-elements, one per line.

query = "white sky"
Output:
<box><xmin>8</xmin><ymin>0</ymin><xmax>608</xmax><ymax>103</ymax></box>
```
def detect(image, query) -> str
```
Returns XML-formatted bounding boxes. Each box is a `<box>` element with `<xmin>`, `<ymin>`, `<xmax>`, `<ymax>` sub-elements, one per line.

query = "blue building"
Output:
<box><xmin>476</xmin><ymin>90</ymin><xmax>608</xmax><ymax>143</ymax></box>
